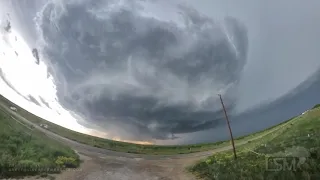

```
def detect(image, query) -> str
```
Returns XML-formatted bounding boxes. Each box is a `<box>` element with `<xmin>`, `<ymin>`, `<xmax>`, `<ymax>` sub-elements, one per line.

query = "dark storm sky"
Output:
<box><xmin>1</xmin><ymin>0</ymin><xmax>320</xmax><ymax>144</ymax></box>
<box><xmin>35</xmin><ymin>0</ymin><xmax>249</xmax><ymax>140</ymax></box>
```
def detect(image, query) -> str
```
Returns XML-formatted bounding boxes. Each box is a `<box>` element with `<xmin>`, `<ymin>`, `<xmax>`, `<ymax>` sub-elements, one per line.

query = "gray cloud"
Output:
<box><xmin>2</xmin><ymin>0</ymin><xmax>320</xmax><ymax>144</ymax></box>
<box><xmin>0</xmin><ymin>68</ymin><xmax>26</xmax><ymax>99</ymax></box>
<box><xmin>39</xmin><ymin>96</ymin><xmax>51</xmax><ymax>109</ymax></box>
<box><xmin>0</xmin><ymin>68</ymin><xmax>44</xmax><ymax>108</ymax></box>
<box><xmin>27</xmin><ymin>95</ymin><xmax>41</xmax><ymax>106</ymax></box>
<box><xmin>33</xmin><ymin>0</ymin><xmax>248</xmax><ymax>140</ymax></box>
<box><xmin>185</xmin><ymin>0</ymin><xmax>320</xmax><ymax>112</ymax></box>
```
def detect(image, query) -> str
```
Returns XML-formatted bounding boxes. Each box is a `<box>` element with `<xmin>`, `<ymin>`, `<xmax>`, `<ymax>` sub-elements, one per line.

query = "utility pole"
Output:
<box><xmin>218</xmin><ymin>94</ymin><xmax>237</xmax><ymax>159</ymax></box>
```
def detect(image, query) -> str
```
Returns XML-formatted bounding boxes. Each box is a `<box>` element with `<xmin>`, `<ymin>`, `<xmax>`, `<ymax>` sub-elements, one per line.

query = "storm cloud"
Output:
<box><xmin>2</xmin><ymin>0</ymin><xmax>320</xmax><ymax>144</ymax></box>
<box><xmin>34</xmin><ymin>0</ymin><xmax>248</xmax><ymax>140</ymax></box>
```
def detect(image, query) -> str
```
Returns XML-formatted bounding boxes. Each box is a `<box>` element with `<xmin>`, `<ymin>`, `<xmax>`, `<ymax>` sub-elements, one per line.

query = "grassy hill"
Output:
<box><xmin>189</xmin><ymin>105</ymin><xmax>320</xmax><ymax>180</ymax></box>
<box><xmin>0</xmin><ymin>107</ymin><xmax>80</xmax><ymax>179</ymax></box>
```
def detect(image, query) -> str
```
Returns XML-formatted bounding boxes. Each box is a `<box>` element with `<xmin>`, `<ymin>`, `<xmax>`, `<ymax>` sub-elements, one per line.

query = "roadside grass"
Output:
<box><xmin>0</xmin><ymin>108</ymin><xmax>80</xmax><ymax>179</ymax></box>
<box><xmin>188</xmin><ymin>106</ymin><xmax>320</xmax><ymax>180</ymax></box>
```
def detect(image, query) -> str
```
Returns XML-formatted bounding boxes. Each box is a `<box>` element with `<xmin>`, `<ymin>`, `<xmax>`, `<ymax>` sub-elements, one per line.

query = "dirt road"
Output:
<box><xmin>0</xmin><ymin>102</ymin><xmax>287</xmax><ymax>180</ymax></box>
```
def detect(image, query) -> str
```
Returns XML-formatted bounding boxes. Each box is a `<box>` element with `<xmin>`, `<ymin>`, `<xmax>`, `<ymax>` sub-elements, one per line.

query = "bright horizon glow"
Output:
<box><xmin>0</xmin><ymin>28</ymin><xmax>154</xmax><ymax>145</ymax></box>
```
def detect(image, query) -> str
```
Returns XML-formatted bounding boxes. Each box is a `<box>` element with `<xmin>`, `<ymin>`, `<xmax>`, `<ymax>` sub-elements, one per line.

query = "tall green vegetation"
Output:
<box><xmin>0</xmin><ymin>110</ymin><xmax>80</xmax><ymax>178</ymax></box>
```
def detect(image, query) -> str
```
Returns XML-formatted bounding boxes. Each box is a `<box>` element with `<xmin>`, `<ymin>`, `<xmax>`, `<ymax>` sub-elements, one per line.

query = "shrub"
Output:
<box><xmin>55</xmin><ymin>156</ymin><xmax>78</xmax><ymax>168</ymax></box>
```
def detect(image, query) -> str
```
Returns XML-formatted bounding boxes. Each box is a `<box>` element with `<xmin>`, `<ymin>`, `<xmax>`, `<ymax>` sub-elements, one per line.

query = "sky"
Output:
<box><xmin>0</xmin><ymin>0</ymin><xmax>320</xmax><ymax>145</ymax></box>
<box><xmin>186</xmin><ymin>0</ymin><xmax>320</xmax><ymax>111</ymax></box>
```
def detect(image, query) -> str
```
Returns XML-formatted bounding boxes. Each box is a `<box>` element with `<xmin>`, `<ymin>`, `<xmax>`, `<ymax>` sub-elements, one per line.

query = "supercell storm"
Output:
<box><xmin>35</xmin><ymin>0</ymin><xmax>248</xmax><ymax>141</ymax></box>
<box><xmin>1</xmin><ymin>0</ymin><xmax>249</xmax><ymax>142</ymax></box>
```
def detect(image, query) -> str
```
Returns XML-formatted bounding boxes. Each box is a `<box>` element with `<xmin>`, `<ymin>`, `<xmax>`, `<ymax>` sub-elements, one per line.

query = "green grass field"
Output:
<box><xmin>0</xmin><ymin>107</ymin><xmax>80</xmax><ymax>179</ymax></box>
<box><xmin>189</xmin><ymin>105</ymin><xmax>320</xmax><ymax>180</ymax></box>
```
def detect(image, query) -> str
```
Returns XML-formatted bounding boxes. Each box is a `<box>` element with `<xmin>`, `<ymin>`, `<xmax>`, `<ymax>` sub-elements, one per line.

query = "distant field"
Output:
<box><xmin>0</xmin><ymin>103</ymin><xmax>80</xmax><ymax>179</ymax></box>
<box><xmin>0</xmin><ymin>95</ymin><xmax>301</xmax><ymax>155</ymax></box>
<box><xmin>189</xmin><ymin>104</ymin><xmax>320</xmax><ymax>180</ymax></box>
